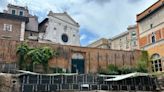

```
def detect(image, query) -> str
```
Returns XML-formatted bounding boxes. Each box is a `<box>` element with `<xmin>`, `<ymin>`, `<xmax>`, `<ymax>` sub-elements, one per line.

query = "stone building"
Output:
<box><xmin>128</xmin><ymin>25</ymin><xmax>139</xmax><ymax>50</ymax></box>
<box><xmin>39</xmin><ymin>11</ymin><xmax>80</xmax><ymax>46</ymax></box>
<box><xmin>87</xmin><ymin>31</ymin><xmax>130</xmax><ymax>50</ymax></box>
<box><xmin>111</xmin><ymin>31</ymin><xmax>130</xmax><ymax>51</ymax></box>
<box><xmin>137</xmin><ymin>0</ymin><xmax>164</xmax><ymax>72</ymax></box>
<box><xmin>0</xmin><ymin>13</ymin><xmax>28</xmax><ymax>41</ymax></box>
<box><xmin>88</xmin><ymin>25</ymin><xmax>139</xmax><ymax>51</ymax></box>
<box><xmin>88</xmin><ymin>30</ymin><xmax>131</xmax><ymax>51</ymax></box>
<box><xmin>3</xmin><ymin>4</ymin><xmax>39</xmax><ymax>41</ymax></box>
<box><xmin>25</xmin><ymin>14</ymin><xmax>38</xmax><ymax>41</ymax></box>
<box><xmin>87</xmin><ymin>38</ymin><xmax>111</xmax><ymax>49</ymax></box>
<box><xmin>111</xmin><ymin>25</ymin><xmax>139</xmax><ymax>51</ymax></box>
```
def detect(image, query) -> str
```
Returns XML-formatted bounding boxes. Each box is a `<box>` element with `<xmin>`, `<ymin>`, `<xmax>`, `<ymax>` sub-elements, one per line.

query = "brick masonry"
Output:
<box><xmin>0</xmin><ymin>18</ymin><xmax>22</xmax><ymax>40</ymax></box>
<box><xmin>0</xmin><ymin>39</ymin><xmax>142</xmax><ymax>73</ymax></box>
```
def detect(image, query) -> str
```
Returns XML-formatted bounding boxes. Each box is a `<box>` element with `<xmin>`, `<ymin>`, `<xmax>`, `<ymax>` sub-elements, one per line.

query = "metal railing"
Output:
<box><xmin>0</xmin><ymin>62</ymin><xmax>17</xmax><ymax>73</ymax></box>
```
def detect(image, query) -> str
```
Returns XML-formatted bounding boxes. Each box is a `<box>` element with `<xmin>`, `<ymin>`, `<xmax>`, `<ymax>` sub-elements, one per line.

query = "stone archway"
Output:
<box><xmin>71</xmin><ymin>53</ymin><xmax>85</xmax><ymax>74</ymax></box>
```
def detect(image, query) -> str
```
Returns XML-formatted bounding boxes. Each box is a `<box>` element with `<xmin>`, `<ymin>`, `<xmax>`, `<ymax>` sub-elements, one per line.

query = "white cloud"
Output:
<box><xmin>0</xmin><ymin>0</ymin><xmax>158</xmax><ymax>40</ymax></box>
<box><xmin>68</xmin><ymin>0</ymin><xmax>158</xmax><ymax>38</ymax></box>
<box><xmin>80</xmin><ymin>34</ymin><xmax>87</xmax><ymax>40</ymax></box>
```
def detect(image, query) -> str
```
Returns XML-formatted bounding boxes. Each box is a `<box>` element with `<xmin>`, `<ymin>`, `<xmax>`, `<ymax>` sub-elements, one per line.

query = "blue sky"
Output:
<box><xmin>0</xmin><ymin>0</ymin><xmax>158</xmax><ymax>46</ymax></box>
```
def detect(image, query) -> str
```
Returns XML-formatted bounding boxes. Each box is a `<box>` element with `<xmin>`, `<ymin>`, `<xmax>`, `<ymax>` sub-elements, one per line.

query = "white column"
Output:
<box><xmin>20</xmin><ymin>22</ymin><xmax>25</xmax><ymax>41</ymax></box>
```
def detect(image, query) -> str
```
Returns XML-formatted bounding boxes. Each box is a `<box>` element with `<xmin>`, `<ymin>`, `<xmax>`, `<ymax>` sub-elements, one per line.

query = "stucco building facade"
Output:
<box><xmin>111</xmin><ymin>31</ymin><xmax>130</xmax><ymax>51</ymax></box>
<box><xmin>128</xmin><ymin>25</ymin><xmax>139</xmax><ymax>50</ymax></box>
<box><xmin>137</xmin><ymin>0</ymin><xmax>164</xmax><ymax>72</ymax></box>
<box><xmin>87</xmin><ymin>38</ymin><xmax>111</xmax><ymax>49</ymax></box>
<box><xmin>88</xmin><ymin>25</ymin><xmax>139</xmax><ymax>51</ymax></box>
<box><xmin>39</xmin><ymin>11</ymin><xmax>80</xmax><ymax>46</ymax></box>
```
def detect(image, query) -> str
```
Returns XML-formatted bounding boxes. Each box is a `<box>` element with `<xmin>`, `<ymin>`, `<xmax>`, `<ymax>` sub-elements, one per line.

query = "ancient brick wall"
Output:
<box><xmin>0</xmin><ymin>39</ymin><xmax>142</xmax><ymax>73</ymax></box>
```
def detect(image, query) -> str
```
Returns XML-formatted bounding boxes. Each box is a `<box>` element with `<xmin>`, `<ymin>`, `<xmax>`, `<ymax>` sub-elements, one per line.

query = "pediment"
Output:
<box><xmin>50</xmin><ymin>12</ymin><xmax>79</xmax><ymax>27</ymax></box>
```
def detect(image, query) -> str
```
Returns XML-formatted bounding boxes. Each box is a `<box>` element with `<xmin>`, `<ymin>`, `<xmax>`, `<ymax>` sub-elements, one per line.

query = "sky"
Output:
<box><xmin>0</xmin><ymin>0</ymin><xmax>158</xmax><ymax>46</ymax></box>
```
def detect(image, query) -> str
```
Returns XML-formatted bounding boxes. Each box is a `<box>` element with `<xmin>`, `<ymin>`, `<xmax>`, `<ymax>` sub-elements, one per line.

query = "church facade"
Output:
<box><xmin>39</xmin><ymin>11</ymin><xmax>80</xmax><ymax>46</ymax></box>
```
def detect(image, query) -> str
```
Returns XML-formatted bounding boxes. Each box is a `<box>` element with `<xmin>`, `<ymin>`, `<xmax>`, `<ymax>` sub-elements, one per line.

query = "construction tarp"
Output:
<box><xmin>104</xmin><ymin>72</ymin><xmax>150</xmax><ymax>81</ymax></box>
<box><xmin>16</xmin><ymin>70</ymin><xmax>78</xmax><ymax>76</ymax></box>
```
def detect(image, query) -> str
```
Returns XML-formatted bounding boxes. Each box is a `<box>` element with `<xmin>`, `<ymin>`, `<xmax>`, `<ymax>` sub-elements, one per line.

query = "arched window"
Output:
<box><xmin>151</xmin><ymin>53</ymin><xmax>162</xmax><ymax>72</ymax></box>
<box><xmin>151</xmin><ymin>53</ymin><xmax>160</xmax><ymax>60</ymax></box>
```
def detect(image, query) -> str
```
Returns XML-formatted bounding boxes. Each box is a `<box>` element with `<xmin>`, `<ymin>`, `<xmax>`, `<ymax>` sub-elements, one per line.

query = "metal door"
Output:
<box><xmin>71</xmin><ymin>59</ymin><xmax>85</xmax><ymax>74</ymax></box>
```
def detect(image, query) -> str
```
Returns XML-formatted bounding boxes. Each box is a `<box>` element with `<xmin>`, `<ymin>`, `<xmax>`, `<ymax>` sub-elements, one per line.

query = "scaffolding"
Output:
<box><xmin>18</xmin><ymin>71</ymin><xmax>157</xmax><ymax>92</ymax></box>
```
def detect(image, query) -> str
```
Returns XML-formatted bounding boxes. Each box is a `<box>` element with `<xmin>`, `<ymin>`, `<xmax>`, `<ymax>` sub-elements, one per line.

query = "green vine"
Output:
<box><xmin>17</xmin><ymin>44</ymin><xmax>59</xmax><ymax>73</ymax></box>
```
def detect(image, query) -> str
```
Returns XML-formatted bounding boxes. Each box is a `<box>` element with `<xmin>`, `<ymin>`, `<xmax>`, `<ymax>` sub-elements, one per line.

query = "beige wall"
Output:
<box><xmin>88</xmin><ymin>26</ymin><xmax>139</xmax><ymax>51</ymax></box>
<box><xmin>137</xmin><ymin>2</ymin><xmax>164</xmax><ymax>58</ymax></box>
<box><xmin>87</xmin><ymin>38</ymin><xmax>111</xmax><ymax>49</ymax></box>
<box><xmin>128</xmin><ymin>25</ymin><xmax>139</xmax><ymax>50</ymax></box>
<box><xmin>7</xmin><ymin>5</ymin><xmax>29</xmax><ymax>17</ymax></box>
<box><xmin>138</xmin><ymin>6</ymin><xmax>164</xmax><ymax>35</ymax></box>
<box><xmin>25</xmin><ymin>16</ymin><xmax>38</xmax><ymax>32</ymax></box>
<box><xmin>111</xmin><ymin>32</ymin><xmax>130</xmax><ymax>51</ymax></box>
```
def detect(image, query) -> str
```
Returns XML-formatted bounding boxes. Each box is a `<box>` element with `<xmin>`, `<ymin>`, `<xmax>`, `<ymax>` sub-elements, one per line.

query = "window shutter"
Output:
<box><xmin>9</xmin><ymin>25</ymin><xmax>12</xmax><ymax>31</ymax></box>
<box><xmin>3</xmin><ymin>24</ymin><xmax>6</xmax><ymax>31</ymax></box>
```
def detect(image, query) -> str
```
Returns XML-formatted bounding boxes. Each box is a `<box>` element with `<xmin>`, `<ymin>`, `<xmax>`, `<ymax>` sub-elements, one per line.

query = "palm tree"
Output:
<box><xmin>16</xmin><ymin>43</ymin><xmax>29</xmax><ymax>70</ymax></box>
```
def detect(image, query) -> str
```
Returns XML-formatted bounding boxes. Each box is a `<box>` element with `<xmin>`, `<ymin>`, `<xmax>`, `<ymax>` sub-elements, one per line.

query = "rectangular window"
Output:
<box><xmin>12</xmin><ymin>10</ymin><xmax>16</xmax><ymax>15</ymax></box>
<box><xmin>3</xmin><ymin>24</ymin><xmax>12</xmax><ymax>31</ymax></box>
<box><xmin>19</xmin><ymin>11</ymin><xmax>23</xmax><ymax>16</ymax></box>
<box><xmin>151</xmin><ymin>59</ymin><xmax>162</xmax><ymax>72</ymax></box>
<box><xmin>152</xmin><ymin>35</ymin><xmax>155</xmax><ymax>43</ymax></box>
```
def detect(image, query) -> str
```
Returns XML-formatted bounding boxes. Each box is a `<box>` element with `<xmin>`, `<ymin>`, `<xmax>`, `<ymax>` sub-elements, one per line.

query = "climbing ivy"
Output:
<box><xmin>137</xmin><ymin>50</ymin><xmax>149</xmax><ymax>73</ymax></box>
<box><xmin>17</xmin><ymin>43</ymin><xmax>59</xmax><ymax>73</ymax></box>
